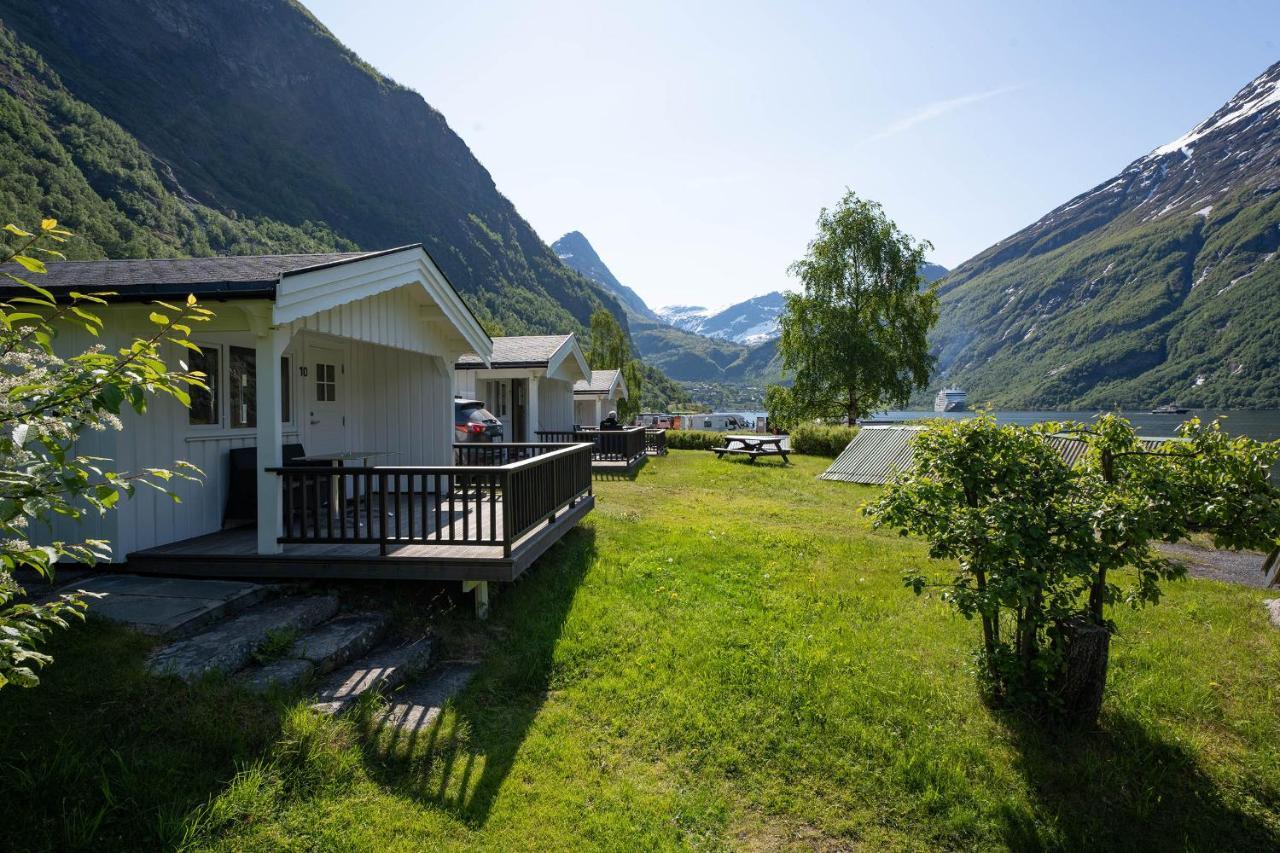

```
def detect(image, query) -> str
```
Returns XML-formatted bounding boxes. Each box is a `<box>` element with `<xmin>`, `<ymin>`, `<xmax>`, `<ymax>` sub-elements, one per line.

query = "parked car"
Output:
<box><xmin>454</xmin><ymin>398</ymin><xmax>503</xmax><ymax>442</ymax></box>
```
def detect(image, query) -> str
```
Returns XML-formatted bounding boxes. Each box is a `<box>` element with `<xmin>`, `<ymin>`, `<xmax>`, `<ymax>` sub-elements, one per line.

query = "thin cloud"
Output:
<box><xmin>866</xmin><ymin>84</ymin><xmax>1023</xmax><ymax>142</ymax></box>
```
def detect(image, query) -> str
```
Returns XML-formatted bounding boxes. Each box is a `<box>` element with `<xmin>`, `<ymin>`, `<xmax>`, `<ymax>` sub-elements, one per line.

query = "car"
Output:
<box><xmin>454</xmin><ymin>398</ymin><xmax>503</xmax><ymax>442</ymax></box>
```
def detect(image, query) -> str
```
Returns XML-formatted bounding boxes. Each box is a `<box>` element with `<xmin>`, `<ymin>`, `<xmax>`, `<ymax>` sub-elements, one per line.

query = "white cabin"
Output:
<box><xmin>30</xmin><ymin>246</ymin><xmax>496</xmax><ymax>561</ymax></box>
<box><xmin>573</xmin><ymin>369</ymin><xmax>628</xmax><ymax>427</ymax></box>
<box><xmin>454</xmin><ymin>335</ymin><xmax>590</xmax><ymax>441</ymax></box>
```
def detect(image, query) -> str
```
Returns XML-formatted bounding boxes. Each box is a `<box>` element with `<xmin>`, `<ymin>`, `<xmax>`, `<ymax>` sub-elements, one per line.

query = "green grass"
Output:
<box><xmin>2</xmin><ymin>451</ymin><xmax>1279</xmax><ymax>850</ymax></box>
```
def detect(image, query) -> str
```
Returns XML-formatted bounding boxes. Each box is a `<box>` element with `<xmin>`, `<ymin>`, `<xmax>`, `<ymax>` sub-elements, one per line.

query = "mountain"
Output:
<box><xmin>919</xmin><ymin>262</ymin><xmax>949</xmax><ymax>284</ymax></box>
<box><xmin>0</xmin><ymin>0</ymin><xmax>629</xmax><ymax>339</ymax></box>
<box><xmin>551</xmin><ymin>228</ymin><xmax>780</xmax><ymax>382</ymax></box>
<box><xmin>933</xmin><ymin>61</ymin><xmax>1280</xmax><ymax>410</ymax></box>
<box><xmin>657</xmin><ymin>292</ymin><xmax>787</xmax><ymax>345</ymax></box>
<box><xmin>552</xmin><ymin>231</ymin><xmax>657</xmax><ymax>321</ymax></box>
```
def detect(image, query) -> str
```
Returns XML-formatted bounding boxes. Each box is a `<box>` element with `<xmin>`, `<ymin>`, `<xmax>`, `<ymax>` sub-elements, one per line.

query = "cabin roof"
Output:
<box><xmin>0</xmin><ymin>246</ymin><xmax>418</xmax><ymax>301</ymax></box>
<box><xmin>575</xmin><ymin>369</ymin><xmax>622</xmax><ymax>395</ymax></box>
<box><xmin>456</xmin><ymin>335</ymin><xmax>573</xmax><ymax>368</ymax></box>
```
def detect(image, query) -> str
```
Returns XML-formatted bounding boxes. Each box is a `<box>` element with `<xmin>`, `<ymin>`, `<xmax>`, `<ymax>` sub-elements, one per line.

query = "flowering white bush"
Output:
<box><xmin>0</xmin><ymin>218</ymin><xmax>211</xmax><ymax>689</ymax></box>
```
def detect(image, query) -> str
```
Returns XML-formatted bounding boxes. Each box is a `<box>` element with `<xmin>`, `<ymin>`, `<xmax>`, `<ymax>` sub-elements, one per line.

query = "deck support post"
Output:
<box><xmin>255</xmin><ymin>324</ymin><xmax>291</xmax><ymax>555</ymax></box>
<box><xmin>463</xmin><ymin>580</ymin><xmax>489</xmax><ymax>620</ymax></box>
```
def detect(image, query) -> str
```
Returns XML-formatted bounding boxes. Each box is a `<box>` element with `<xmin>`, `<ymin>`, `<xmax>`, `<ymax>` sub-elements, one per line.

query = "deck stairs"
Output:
<box><xmin>138</xmin><ymin>584</ymin><xmax>477</xmax><ymax>726</ymax></box>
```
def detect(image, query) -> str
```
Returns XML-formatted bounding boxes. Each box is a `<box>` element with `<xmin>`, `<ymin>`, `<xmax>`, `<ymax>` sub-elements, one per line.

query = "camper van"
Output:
<box><xmin>678</xmin><ymin>412</ymin><xmax>752</xmax><ymax>432</ymax></box>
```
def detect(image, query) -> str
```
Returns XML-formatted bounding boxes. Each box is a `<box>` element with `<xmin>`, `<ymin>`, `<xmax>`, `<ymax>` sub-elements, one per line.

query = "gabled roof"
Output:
<box><xmin>0</xmin><ymin>246</ymin><xmax>413</xmax><ymax>300</ymax></box>
<box><xmin>456</xmin><ymin>334</ymin><xmax>590</xmax><ymax>383</ymax></box>
<box><xmin>456</xmin><ymin>335</ymin><xmax>572</xmax><ymax>368</ymax></box>
<box><xmin>574</xmin><ymin>368</ymin><xmax>626</xmax><ymax>397</ymax></box>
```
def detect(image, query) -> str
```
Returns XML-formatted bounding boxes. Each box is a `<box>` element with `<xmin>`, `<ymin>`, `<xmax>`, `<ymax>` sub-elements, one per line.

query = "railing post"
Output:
<box><xmin>378</xmin><ymin>472</ymin><xmax>388</xmax><ymax>556</ymax></box>
<box><xmin>501</xmin><ymin>468</ymin><xmax>512</xmax><ymax>558</ymax></box>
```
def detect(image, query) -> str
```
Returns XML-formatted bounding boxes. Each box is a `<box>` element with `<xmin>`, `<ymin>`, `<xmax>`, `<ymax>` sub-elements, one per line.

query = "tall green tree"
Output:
<box><xmin>772</xmin><ymin>191</ymin><xmax>937</xmax><ymax>425</ymax></box>
<box><xmin>586</xmin><ymin>309</ymin><xmax>642</xmax><ymax>423</ymax></box>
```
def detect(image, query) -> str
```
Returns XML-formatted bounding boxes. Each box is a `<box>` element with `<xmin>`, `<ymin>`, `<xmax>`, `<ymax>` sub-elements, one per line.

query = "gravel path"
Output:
<box><xmin>1157</xmin><ymin>542</ymin><xmax>1274</xmax><ymax>589</ymax></box>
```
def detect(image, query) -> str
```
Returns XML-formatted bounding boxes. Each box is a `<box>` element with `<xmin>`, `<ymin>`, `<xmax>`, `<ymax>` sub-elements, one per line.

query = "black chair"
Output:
<box><xmin>223</xmin><ymin>443</ymin><xmax>322</xmax><ymax>527</ymax></box>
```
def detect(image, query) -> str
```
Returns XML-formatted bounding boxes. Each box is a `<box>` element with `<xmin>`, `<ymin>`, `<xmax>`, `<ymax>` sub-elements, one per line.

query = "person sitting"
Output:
<box><xmin>599</xmin><ymin>410</ymin><xmax>622</xmax><ymax>430</ymax></box>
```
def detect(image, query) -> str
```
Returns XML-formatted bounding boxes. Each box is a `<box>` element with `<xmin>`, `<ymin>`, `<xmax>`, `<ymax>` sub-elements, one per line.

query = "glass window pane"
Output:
<box><xmin>229</xmin><ymin>346</ymin><xmax>256</xmax><ymax>429</ymax></box>
<box><xmin>188</xmin><ymin>346</ymin><xmax>219</xmax><ymax>426</ymax></box>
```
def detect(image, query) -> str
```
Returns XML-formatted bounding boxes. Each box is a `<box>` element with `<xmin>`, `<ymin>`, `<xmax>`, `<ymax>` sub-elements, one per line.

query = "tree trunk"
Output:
<box><xmin>1054</xmin><ymin>616</ymin><xmax>1110</xmax><ymax>727</ymax></box>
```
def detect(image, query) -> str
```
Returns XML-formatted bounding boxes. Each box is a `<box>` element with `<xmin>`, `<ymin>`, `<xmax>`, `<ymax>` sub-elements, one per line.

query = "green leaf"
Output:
<box><xmin>13</xmin><ymin>255</ymin><xmax>46</xmax><ymax>274</ymax></box>
<box><xmin>149</xmin><ymin>312</ymin><xmax>170</xmax><ymax>326</ymax></box>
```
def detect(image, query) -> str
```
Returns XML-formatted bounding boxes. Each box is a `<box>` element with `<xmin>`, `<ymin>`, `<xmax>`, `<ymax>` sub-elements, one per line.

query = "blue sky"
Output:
<box><xmin>306</xmin><ymin>0</ymin><xmax>1279</xmax><ymax>309</ymax></box>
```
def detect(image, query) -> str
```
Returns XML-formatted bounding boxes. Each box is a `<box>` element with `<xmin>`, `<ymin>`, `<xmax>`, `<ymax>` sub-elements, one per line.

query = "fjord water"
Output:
<box><xmin>864</xmin><ymin>410</ymin><xmax>1280</xmax><ymax>442</ymax></box>
<box><xmin>733</xmin><ymin>410</ymin><xmax>1280</xmax><ymax>442</ymax></box>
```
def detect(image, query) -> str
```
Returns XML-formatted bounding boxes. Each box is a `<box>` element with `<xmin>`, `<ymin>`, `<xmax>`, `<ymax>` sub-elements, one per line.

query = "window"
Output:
<box><xmin>229</xmin><ymin>346</ymin><xmax>256</xmax><ymax>429</ymax></box>
<box><xmin>316</xmin><ymin>362</ymin><xmax>337</xmax><ymax>402</ymax></box>
<box><xmin>188</xmin><ymin>346</ymin><xmax>220</xmax><ymax>426</ymax></box>
<box><xmin>187</xmin><ymin>343</ymin><xmax>293</xmax><ymax>430</ymax></box>
<box><xmin>281</xmin><ymin>357</ymin><xmax>292</xmax><ymax>423</ymax></box>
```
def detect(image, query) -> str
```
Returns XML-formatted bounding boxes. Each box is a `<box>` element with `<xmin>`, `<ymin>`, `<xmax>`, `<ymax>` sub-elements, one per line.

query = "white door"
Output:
<box><xmin>306</xmin><ymin>341</ymin><xmax>347</xmax><ymax>455</ymax></box>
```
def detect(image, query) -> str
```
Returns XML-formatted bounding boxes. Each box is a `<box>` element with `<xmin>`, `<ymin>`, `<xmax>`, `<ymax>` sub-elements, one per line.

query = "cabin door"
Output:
<box><xmin>305</xmin><ymin>341</ymin><xmax>348</xmax><ymax>455</ymax></box>
<box><xmin>511</xmin><ymin>379</ymin><xmax>528</xmax><ymax>442</ymax></box>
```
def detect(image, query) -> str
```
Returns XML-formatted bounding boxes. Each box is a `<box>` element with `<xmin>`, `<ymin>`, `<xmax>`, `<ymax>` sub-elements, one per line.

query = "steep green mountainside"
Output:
<box><xmin>933</xmin><ymin>61</ymin><xmax>1280</xmax><ymax>410</ymax></box>
<box><xmin>0</xmin><ymin>0</ymin><xmax>627</xmax><ymax>337</ymax></box>
<box><xmin>0</xmin><ymin>24</ymin><xmax>350</xmax><ymax>260</ymax></box>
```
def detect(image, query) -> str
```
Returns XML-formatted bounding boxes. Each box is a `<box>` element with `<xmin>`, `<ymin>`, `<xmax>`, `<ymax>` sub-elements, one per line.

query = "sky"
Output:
<box><xmin>305</xmin><ymin>0</ymin><xmax>1279</xmax><ymax>310</ymax></box>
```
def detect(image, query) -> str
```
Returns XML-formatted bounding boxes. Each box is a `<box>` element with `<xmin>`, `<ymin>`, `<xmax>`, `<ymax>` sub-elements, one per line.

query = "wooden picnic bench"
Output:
<box><xmin>712</xmin><ymin>434</ymin><xmax>789</xmax><ymax>464</ymax></box>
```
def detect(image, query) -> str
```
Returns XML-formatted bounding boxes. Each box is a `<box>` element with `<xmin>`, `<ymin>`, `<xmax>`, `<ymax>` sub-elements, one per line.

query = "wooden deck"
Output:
<box><xmin>127</xmin><ymin>495</ymin><xmax>594</xmax><ymax>583</ymax></box>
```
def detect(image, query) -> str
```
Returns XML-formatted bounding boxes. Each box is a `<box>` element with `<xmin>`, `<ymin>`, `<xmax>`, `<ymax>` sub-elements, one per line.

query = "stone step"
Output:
<box><xmin>147</xmin><ymin>594</ymin><xmax>339</xmax><ymax>682</ymax></box>
<box><xmin>311</xmin><ymin>637</ymin><xmax>433</xmax><ymax>715</ymax></box>
<box><xmin>379</xmin><ymin>661</ymin><xmax>480</xmax><ymax>734</ymax></box>
<box><xmin>288</xmin><ymin>612</ymin><xmax>390</xmax><ymax>675</ymax></box>
<box><xmin>234</xmin><ymin>612</ymin><xmax>392</xmax><ymax>694</ymax></box>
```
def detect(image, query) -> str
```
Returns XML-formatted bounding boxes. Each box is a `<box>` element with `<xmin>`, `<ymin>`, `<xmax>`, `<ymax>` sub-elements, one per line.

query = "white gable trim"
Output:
<box><xmin>546</xmin><ymin>336</ymin><xmax>590</xmax><ymax>384</ymax></box>
<box><xmin>273</xmin><ymin>246</ymin><xmax>491</xmax><ymax>362</ymax></box>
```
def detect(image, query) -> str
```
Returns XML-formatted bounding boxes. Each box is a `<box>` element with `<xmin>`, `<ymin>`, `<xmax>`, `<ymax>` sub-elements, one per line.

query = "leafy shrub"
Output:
<box><xmin>666</xmin><ymin>431</ymin><xmax>725</xmax><ymax>451</ymax></box>
<box><xmin>790</xmin><ymin>424</ymin><xmax>859</xmax><ymax>456</ymax></box>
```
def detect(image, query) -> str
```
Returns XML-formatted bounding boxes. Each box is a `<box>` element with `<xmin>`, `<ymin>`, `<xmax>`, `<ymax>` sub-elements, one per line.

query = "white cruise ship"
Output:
<box><xmin>934</xmin><ymin>387</ymin><xmax>967</xmax><ymax>412</ymax></box>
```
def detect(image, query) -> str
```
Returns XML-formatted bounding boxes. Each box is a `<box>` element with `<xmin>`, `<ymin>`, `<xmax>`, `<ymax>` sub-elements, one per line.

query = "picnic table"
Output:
<box><xmin>712</xmin><ymin>434</ymin><xmax>789</xmax><ymax>464</ymax></box>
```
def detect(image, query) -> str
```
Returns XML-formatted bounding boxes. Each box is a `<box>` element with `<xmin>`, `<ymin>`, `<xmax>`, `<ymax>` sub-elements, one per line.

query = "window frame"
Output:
<box><xmin>187</xmin><ymin>341</ymin><xmax>296</xmax><ymax>433</ymax></box>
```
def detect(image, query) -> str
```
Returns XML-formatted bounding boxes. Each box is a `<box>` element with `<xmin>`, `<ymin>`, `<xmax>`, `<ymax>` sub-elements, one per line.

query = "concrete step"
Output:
<box><xmin>147</xmin><ymin>594</ymin><xmax>339</xmax><ymax>682</ymax></box>
<box><xmin>288</xmin><ymin>612</ymin><xmax>390</xmax><ymax>675</ymax></box>
<box><xmin>379</xmin><ymin>661</ymin><xmax>480</xmax><ymax>734</ymax></box>
<box><xmin>311</xmin><ymin>637</ymin><xmax>433</xmax><ymax>715</ymax></box>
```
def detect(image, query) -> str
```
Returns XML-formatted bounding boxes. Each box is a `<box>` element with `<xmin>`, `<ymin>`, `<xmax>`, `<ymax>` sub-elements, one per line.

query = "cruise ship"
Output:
<box><xmin>934</xmin><ymin>387</ymin><xmax>967</xmax><ymax>412</ymax></box>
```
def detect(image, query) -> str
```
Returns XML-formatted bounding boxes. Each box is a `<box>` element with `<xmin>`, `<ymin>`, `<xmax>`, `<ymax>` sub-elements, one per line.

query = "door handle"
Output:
<box><xmin>310</xmin><ymin>419</ymin><xmax>321</xmax><ymax>425</ymax></box>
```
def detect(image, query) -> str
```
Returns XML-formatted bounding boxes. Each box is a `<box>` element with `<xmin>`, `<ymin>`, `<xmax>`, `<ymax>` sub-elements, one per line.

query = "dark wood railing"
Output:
<box><xmin>267</xmin><ymin>442</ymin><xmax>592</xmax><ymax>557</ymax></box>
<box><xmin>644</xmin><ymin>429</ymin><xmax>667</xmax><ymax>455</ymax></box>
<box><xmin>536</xmin><ymin>427</ymin><xmax>646</xmax><ymax>464</ymax></box>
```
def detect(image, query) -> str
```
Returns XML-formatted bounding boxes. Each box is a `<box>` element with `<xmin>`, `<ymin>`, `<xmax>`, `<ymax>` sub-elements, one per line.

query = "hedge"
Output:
<box><xmin>665</xmin><ymin>430</ymin><xmax>725</xmax><ymax>451</ymax></box>
<box><xmin>789</xmin><ymin>424</ymin><xmax>860</xmax><ymax>457</ymax></box>
<box><xmin>664</xmin><ymin>425</ymin><xmax>859</xmax><ymax>456</ymax></box>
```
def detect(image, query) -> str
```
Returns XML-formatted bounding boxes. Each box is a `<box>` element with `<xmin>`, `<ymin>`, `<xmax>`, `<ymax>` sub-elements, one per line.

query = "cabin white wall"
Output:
<box><xmin>538</xmin><ymin>378</ymin><xmax>574</xmax><ymax>431</ymax></box>
<box><xmin>454</xmin><ymin>370</ymin><xmax>477</xmax><ymax>399</ymax></box>
<box><xmin>349</xmin><ymin>341</ymin><xmax>451</xmax><ymax>467</ymax></box>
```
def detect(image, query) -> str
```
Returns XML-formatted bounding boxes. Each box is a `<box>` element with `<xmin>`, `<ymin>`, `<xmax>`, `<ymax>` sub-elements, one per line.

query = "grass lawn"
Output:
<box><xmin>2</xmin><ymin>450</ymin><xmax>1278</xmax><ymax>850</ymax></box>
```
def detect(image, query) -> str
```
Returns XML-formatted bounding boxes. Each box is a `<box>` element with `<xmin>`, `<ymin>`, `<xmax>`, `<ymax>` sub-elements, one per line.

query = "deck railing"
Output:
<box><xmin>644</xmin><ymin>428</ymin><xmax>667</xmax><ymax>455</ymax></box>
<box><xmin>267</xmin><ymin>442</ymin><xmax>592</xmax><ymax>557</ymax></box>
<box><xmin>535</xmin><ymin>427</ymin><xmax>646</xmax><ymax>464</ymax></box>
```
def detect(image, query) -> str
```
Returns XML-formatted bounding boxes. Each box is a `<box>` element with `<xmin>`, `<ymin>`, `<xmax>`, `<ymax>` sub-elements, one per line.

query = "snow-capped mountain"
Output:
<box><xmin>932</xmin><ymin>59</ymin><xmax>1280</xmax><ymax>409</ymax></box>
<box><xmin>657</xmin><ymin>292</ymin><xmax>787</xmax><ymax>346</ymax></box>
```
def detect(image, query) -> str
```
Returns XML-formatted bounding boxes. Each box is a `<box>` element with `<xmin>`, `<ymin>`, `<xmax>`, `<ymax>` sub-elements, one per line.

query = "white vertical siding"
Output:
<box><xmin>538</xmin><ymin>378</ymin><xmax>574</xmax><ymax>431</ymax></box>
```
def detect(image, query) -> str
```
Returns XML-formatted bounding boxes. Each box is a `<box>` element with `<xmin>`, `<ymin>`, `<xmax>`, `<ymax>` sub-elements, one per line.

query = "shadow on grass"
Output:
<box><xmin>592</xmin><ymin>455</ymin><xmax>647</xmax><ymax>481</ymax></box>
<box><xmin>998</xmin><ymin>712</ymin><xmax>1279</xmax><ymax>851</ymax></box>
<box><xmin>354</xmin><ymin>525</ymin><xmax>597</xmax><ymax>827</ymax></box>
<box><xmin>0</xmin><ymin>620</ymin><xmax>286</xmax><ymax>851</ymax></box>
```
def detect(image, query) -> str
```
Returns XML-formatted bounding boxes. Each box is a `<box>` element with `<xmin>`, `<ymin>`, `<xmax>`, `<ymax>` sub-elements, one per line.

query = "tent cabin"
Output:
<box><xmin>12</xmin><ymin>246</ymin><xmax>594</xmax><ymax>605</ymax></box>
<box><xmin>573</xmin><ymin>369</ymin><xmax>628</xmax><ymax>428</ymax></box>
<box><xmin>454</xmin><ymin>335</ymin><xmax>590</xmax><ymax>441</ymax></box>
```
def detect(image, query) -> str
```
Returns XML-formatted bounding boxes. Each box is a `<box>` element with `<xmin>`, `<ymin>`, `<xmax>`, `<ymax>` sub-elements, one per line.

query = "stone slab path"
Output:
<box><xmin>67</xmin><ymin>573</ymin><xmax>270</xmax><ymax>638</ymax></box>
